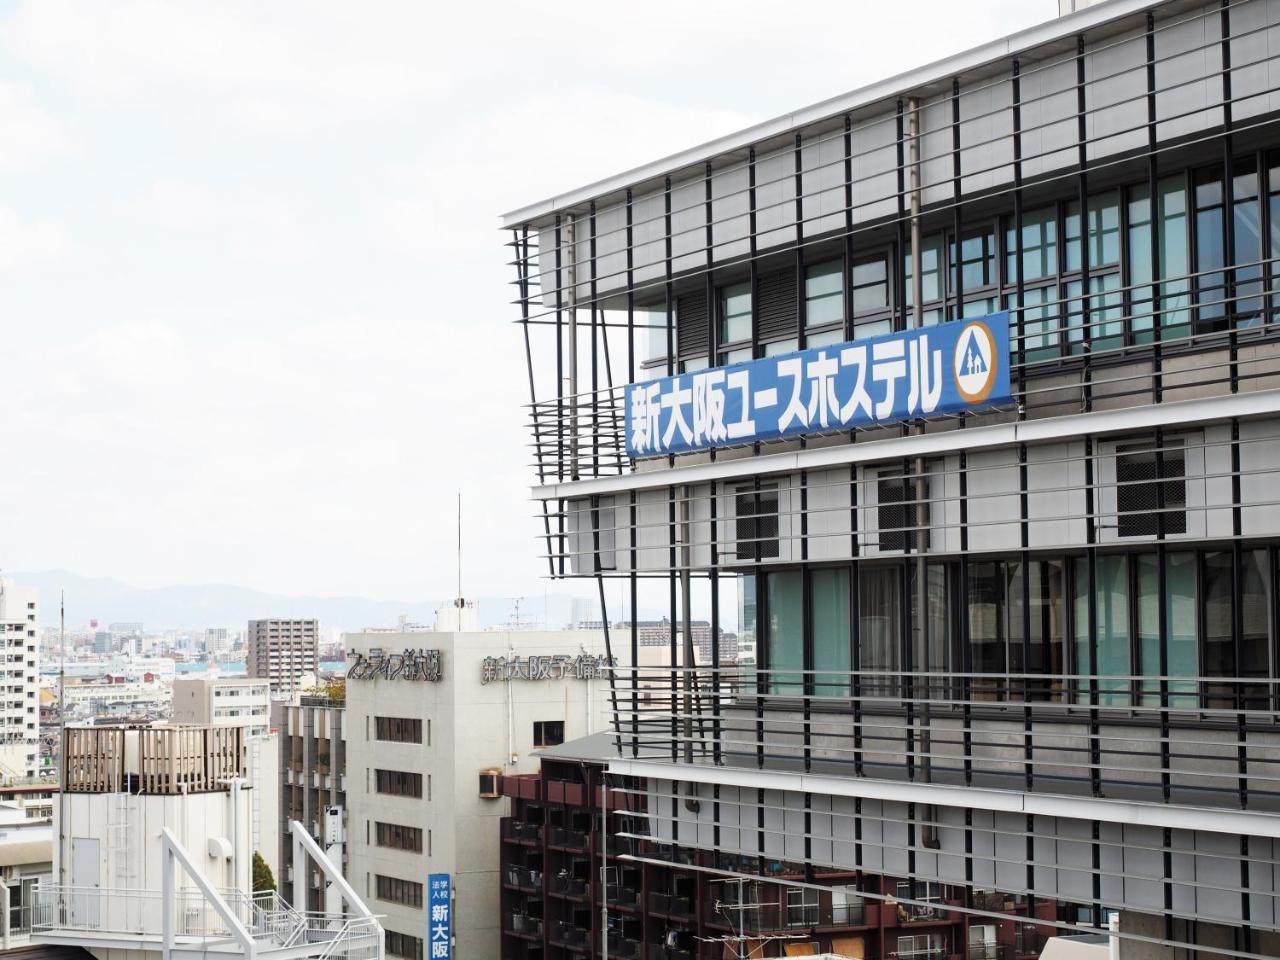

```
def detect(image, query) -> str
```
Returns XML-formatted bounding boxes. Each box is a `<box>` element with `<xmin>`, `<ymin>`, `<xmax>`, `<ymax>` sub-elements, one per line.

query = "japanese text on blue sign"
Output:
<box><xmin>625</xmin><ymin>314</ymin><xmax>1011</xmax><ymax>458</ymax></box>
<box><xmin>428</xmin><ymin>874</ymin><xmax>451</xmax><ymax>960</ymax></box>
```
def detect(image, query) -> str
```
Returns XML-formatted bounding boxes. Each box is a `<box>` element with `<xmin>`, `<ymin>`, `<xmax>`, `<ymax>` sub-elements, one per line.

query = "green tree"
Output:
<box><xmin>252</xmin><ymin>851</ymin><xmax>276</xmax><ymax>894</ymax></box>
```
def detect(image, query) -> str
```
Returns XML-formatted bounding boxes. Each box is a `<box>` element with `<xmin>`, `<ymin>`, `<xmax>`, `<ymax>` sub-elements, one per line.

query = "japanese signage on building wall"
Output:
<box><xmin>480</xmin><ymin>653</ymin><xmax>614</xmax><ymax>684</ymax></box>
<box><xmin>428</xmin><ymin>873</ymin><xmax>451</xmax><ymax>959</ymax></box>
<box><xmin>625</xmin><ymin>314</ymin><xmax>1011</xmax><ymax>458</ymax></box>
<box><xmin>346</xmin><ymin>648</ymin><xmax>443</xmax><ymax>681</ymax></box>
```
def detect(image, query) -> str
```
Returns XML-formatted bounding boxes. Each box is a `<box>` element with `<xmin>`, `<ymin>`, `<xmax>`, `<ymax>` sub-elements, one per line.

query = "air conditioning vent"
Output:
<box><xmin>478</xmin><ymin>769</ymin><xmax>501</xmax><ymax>799</ymax></box>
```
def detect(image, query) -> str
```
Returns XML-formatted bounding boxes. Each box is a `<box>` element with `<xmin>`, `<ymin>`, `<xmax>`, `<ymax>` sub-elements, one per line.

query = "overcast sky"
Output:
<box><xmin>0</xmin><ymin>0</ymin><xmax>1055</xmax><ymax>603</ymax></box>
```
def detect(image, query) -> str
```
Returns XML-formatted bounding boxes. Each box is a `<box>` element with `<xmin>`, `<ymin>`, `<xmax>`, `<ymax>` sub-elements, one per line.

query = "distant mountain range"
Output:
<box><xmin>10</xmin><ymin>569</ymin><xmax>599</xmax><ymax>634</ymax></box>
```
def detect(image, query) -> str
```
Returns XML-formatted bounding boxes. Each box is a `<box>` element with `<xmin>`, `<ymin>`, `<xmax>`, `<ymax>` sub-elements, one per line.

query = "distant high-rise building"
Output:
<box><xmin>0</xmin><ymin>580</ymin><xmax>39</xmax><ymax>780</ymax></box>
<box><xmin>246</xmin><ymin>619</ymin><xmax>319</xmax><ymax>694</ymax></box>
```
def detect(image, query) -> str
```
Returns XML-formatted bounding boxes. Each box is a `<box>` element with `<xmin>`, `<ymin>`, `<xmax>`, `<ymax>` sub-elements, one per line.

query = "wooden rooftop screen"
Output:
<box><xmin>63</xmin><ymin>725</ymin><xmax>245</xmax><ymax>794</ymax></box>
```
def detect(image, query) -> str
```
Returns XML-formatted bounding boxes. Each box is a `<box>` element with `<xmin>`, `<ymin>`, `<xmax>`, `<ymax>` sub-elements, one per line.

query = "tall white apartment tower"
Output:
<box><xmin>247</xmin><ymin>618</ymin><xmax>319</xmax><ymax>694</ymax></box>
<box><xmin>0</xmin><ymin>580</ymin><xmax>38</xmax><ymax>780</ymax></box>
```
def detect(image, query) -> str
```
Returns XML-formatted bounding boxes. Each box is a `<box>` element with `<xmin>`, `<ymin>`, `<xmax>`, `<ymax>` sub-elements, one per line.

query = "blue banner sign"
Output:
<box><xmin>428</xmin><ymin>874</ymin><xmax>451</xmax><ymax>959</ymax></box>
<box><xmin>625</xmin><ymin>313</ymin><xmax>1011</xmax><ymax>458</ymax></box>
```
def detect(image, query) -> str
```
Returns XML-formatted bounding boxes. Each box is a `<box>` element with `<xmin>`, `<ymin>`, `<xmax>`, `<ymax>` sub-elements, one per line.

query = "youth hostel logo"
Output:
<box><xmin>953</xmin><ymin>320</ymin><xmax>998</xmax><ymax>404</ymax></box>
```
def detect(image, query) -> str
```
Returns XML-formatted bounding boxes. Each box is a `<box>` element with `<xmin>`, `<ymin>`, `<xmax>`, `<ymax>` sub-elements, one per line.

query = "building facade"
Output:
<box><xmin>172</xmin><ymin>675</ymin><xmax>279</xmax><ymax>878</ymax></box>
<box><xmin>501</xmin><ymin>738</ymin><xmax>1064</xmax><ymax>960</ymax></box>
<box><xmin>172</xmin><ymin>675</ymin><xmax>272</xmax><ymax>738</ymax></box>
<box><xmin>343</xmin><ymin>627</ymin><xmax>611</xmax><ymax>960</ymax></box>
<box><xmin>505</xmin><ymin>0</ymin><xmax>1280</xmax><ymax>956</ymax></box>
<box><xmin>274</xmin><ymin>692</ymin><xmax>346</xmax><ymax>913</ymax></box>
<box><xmin>0</xmin><ymin>581</ymin><xmax>39</xmax><ymax>781</ymax></box>
<box><xmin>247</xmin><ymin>619</ymin><xmax>319</xmax><ymax>694</ymax></box>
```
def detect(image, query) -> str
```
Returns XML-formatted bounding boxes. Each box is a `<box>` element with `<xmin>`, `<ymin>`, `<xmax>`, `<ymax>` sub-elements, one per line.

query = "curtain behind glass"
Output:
<box><xmin>766</xmin><ymin>571</ymin><xmax>803</xmax><ymax>696</ymax></box>
<box><xmin>859</xmin><ymin>566</ymin><xmax>901</xmax><ymax>699</ymax></box>
<box><xmin>812</xmin><ymin>568</ymin><xmax>851</xmax><ymax>698</ymax></box>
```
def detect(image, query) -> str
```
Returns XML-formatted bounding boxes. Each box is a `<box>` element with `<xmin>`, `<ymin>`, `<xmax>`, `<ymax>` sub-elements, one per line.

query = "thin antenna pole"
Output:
<box><xmin>456</xmin><ymin>492</ymin><xmax>462</xmax><ymax>604</ymax></box>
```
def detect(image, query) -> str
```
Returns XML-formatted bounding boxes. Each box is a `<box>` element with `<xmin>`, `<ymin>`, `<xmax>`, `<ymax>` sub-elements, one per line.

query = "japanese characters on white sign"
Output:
<box><xmin>625</xmin><ymin>314</ymin><xmax>1011</xmax><ymax>458</ymax></box>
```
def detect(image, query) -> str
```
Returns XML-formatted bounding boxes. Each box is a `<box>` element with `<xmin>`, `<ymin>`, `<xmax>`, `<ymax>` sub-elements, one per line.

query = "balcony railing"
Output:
<box><xmin>30</xmin><ymin>884</ymin><xmax>378</xmax><ymax>959</ymax></box>
<box><xmin>548</xmin><ymin>826</ymin><xmax>588</xmax><ymax>850</ymax></box>
<box><xmin>502</xmin><ymin>819</ymin><xmax>543</xmax><ymax>844</ymax></box>
<box><xmin>551</xmin><ymin>919</ymin><xmax>589</xmax><ymax>950</ymax></box>
<box><xmin>505</xmin><ymin>912</ymin><xmax>543</xmax><ymax>938</ymax></box>
<box><xmin>610</xmin><ymin>667</ymin><xmax>1280</xmax><ymax>811</ymax></box>
<box><xmin>551</xmin><ymin>873</ymin><xmax>589</xmax><ymax>899</ymax></box>
<box><xmin>504</xmin><ymin>867</ymin><xmax>543</xmax><ymax>892</ymax></box>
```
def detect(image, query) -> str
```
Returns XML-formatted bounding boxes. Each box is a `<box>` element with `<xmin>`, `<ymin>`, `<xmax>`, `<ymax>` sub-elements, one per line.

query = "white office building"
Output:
<box><xmin>0</xmin><ymin>581</ymin><xmax>39</xmax><ymax>781</ymax></box>
<box><xmin>343</xmin><ymin>625</ymin><xmax>611</xmax><ymax>960</ymax></box>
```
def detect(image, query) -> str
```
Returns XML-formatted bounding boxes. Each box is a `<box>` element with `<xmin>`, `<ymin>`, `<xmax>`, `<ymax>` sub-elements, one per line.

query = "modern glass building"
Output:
<box><xmin>504</xmin><ymin>0</ymin><xmax>1280</xmax><ymax>956</ymax></box>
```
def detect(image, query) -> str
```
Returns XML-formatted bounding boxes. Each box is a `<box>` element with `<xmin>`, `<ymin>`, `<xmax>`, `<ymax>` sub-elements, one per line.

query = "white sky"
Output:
<box><xmin>0</xmin><ymin>0</ymin><xmax>1055</xmax><ymax>602</ymax></box>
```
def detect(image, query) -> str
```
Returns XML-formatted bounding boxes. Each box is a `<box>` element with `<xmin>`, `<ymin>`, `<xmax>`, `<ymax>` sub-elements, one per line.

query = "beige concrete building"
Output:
<box><xmin>344</xmin><ymin>627</ymin><xmax>610</xmax><ymax>960</ymax></box>
<box><xmin>246</xmin><ymin>619</ymin><xmax>319</xmax><ymax>694</ymax></box>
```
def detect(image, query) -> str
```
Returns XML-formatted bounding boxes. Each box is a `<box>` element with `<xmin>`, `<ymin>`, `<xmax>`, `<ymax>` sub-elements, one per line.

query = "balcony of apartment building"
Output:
<box><xmin>548</xmin><ymin>908</ymin><xmax>591</xmax><ymax>955</ymax></box>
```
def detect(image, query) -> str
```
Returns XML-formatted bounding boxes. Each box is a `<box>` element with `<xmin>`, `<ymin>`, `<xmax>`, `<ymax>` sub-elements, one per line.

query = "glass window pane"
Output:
<box><xmin>1088</xmin><ymin>191</ymin><xmax>1121</xmax><ymax>267</ymax></box>
<box><xmin>1027</xmin><ymin>559</ymin><xmax>1066</xmax><ymax>702</ymax></box>
<box><xmin>812</xmin><ymin>568</ymin><xmax>851</xmax><ymax>697</ymax></box>
<box><xmin>766</xmin><ymin>571</ymin><xmax>803</xmax><ymax>696</ymax></box>
<box><xmin>1194</xmin><ymin>169</ymin><xmax>1227</xmax><ymax>332</ymax></box>
<box><xmin>806</xmin><ymin>260</ymin><xmax>844</xmax><ymax>328</ymax></box>
<box><xmin>721</xmin><ymin>281</ymin><xmax>752</xmax><ymax>344</ymax></box>
<box><xmin>806</xmin><ymin>328</ymin><xmax>844</xmax><ymax>348</ymax></box>
<box><xmin>640</xmin><ymin>302</ymin><xmax>670</xmax><ymax>366</ymax></box>
<box><xmin>1233</xmin><ymin>164</ymin><xmax>1263</xmax><ymax>327</ymax></box>
<box><xmin>859</xmin><ymin>565</ymin><xmax>901</xmax><ymax>697</ymax></box>
<box><xmin>764</xmin><ymin>338</ymin><xmax>798</xmax><ymax>357</ymax></box>
<box><xmin>1007</xmin><ymin>206</ymin><xmax>1058</xmax><ymax>283</ymax></box>
<box><xmin>1159</xmin><ymin>177</ymin><xmax>1191</xmax><ymax>334</ymax></box>
<box><xmin>1013</xmin><ymin>285</ymin><xmax>1060</xmax><ymax>361</ymax></box>
<box><xmin>904</xmin><ymin>235</ymin><xmax>943</xmax><ymax>305</ymax></box>
<box><xmin>951</xmin><ymin>227</ymin><xmax>997</xmax><ymax>291</ymax></box>
<box><xmin>1097</xmin><ymin>555</ymin><xmax>1130</xmax><ymax>706</ymax></box>
<box><xmin>1065</xmin><ymin>201</ymin><xmax>1081</xmax><ymax>272</ymax></box>
<box><xmin>1137</xmin><ymin>552</ymin><xmax>1196</xmax><ymax>705</ymax></box>
<box><xmin>1242</xmin><ymin>549</ymin><xmax>1270</xmax><ymax>708</ymax></box>
<box><xmin>1202</xmin><ymin>551</ymin><xmax>1235</xmax><ymax>707</ymax></box>
<box><xmin>968</xmin><ymin>561</ymin><xmax>1009</xmax><ymax>701</ymax></box>
<box><xmin>1128</xmin><ymin>185</ymin><xmax>1155</xmax><ymax>342</ymax></box>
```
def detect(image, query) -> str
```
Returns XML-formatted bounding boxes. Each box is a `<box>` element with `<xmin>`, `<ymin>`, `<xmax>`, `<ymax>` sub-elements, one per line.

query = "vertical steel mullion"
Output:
<box><xmin>592</xmin><ymin>505</ymin><xmax>620</xmax><ymax>758</ymax></box>
<box><xmin>665</xmin><ymin>178</ymin><xmax>674</xmax><ymax>379</ymax></box>
<box><xmin>794</xmin><ymin>131</ymin><xmax>805</xmax><ymax>248</ymax></box>
<box><xmin>952</xmin><ymin>78</ymin><xmax>964</xmax><ymax>320</ymax></box>
<box><xmin>1146</xmin><ymin>12</ymin><xmax>1165</xmax><ymax>402</ymax></box>
<box><xmin>516</xmin><ymin>225</ymin><xmax>558</xmax><ymax>579</ymax></box>
<box><xmin>896</xmin><ymin>100</ymin><xmax>908</xmax><ymax>333</ymax></box>
<box><xmin>1019</xmin><ymin>443</ymin><xmax>1033</xmax><ymax>791</ymax></box>
<box><xmin>630</xmin><ymin>502</ymin><xmax>639</xmax><ymax>759</ymax></box>
<box><xmin>1076</xmin><ymin>34</ymin><xmax>1094</xmax><ymax>408</ymax></box>
<box><xmin>589</xmin><ymin>202</ymin><xmax>600</xmax><ymax>478</ymax></box>
<box><xmin>1012</xmin><ymin>57</ymin><xmax>1027</xmax><ymax>398</ymax></box>
<box><xmin>709</xmin><ymin>481</ymin><xmax>721</xmax><ymax>766</ymax></box>
<box><xmin>754</xmin><ymin>476</ymin><xmax>766</xmax><ymax>771</ymax></box>
<box><xmin>802</xmin><ymin>556</ymin><xmax>813</xmax><ymax>774</ymax></box>
<box><xmin>851</xmin><ymin>466</ymin><xmax>863</xmax><ymax>778</ymax></box>
<box><xmin>902</xmin><ymin>553</ymin><xmax>915</xmax><ymax>782</ymax></box>
<box><xmin>668</xmin><ymin>487</ymin><xmax>678</xmax><ymax>763</ymax></box>
<box><xmin>1221</xmin><ymin>0</ymin><xmax>1239</xmax><ymax>379</ymax></box>
<box><xmin>960</xmin><ymin>448</ymin><xmax>972</xmax><ymax>786</ymax></box>
<box><xmin>626</xmin><ymin>190</ymin><xmax>635</xmax><ymax>385</ymax></box>
<box><xmin>1156</xmin><ymin>425</ymin><xmax>1172</xmax><ymax>802</ymax></box>
<box><xmin>705</xmin><ymin>161</ymin><xmax>716</xmax><ymax>365</ymax></box>
<box><xmin>844</xmin><ymin>116</ymin><xmax>855</xmax><ymax>341</ymax></box>
<box><xmin>749</xmin><ymin>148</ymin><xmax>760</xmax><ymax>357</ymax></box>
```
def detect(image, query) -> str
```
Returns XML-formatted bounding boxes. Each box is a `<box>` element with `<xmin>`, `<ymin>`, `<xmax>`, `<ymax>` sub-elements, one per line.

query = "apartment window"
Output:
<box><xmin>374</xmin><ymin>769</ymin><xmax>422</xmax><ymax>798</ymax></box>
<box><xmin>375</xmin><ymin>821</ymin><xmax>423</xmax><ymax>853</ymax></box>
<box><xmin>533</xmin><ymin>721</ymin><xmax>564</xmax><ymax>748</ymax></box>
<box><xmin>640</xmin><ymin>301</ymin><xmax>672</xmax><ymax>377</ymax></box>
<box><xmin>804</xmin><ymin>259</ymin><xmax>844</xmax><ymax>346</ymax></box>
<box><xmin>375</xmin><ymin>717</ymin><xmax>423</xmax><ymax>744</ymax></box>
<box><xmin>1115</xmin><ymin>438</ymin><xmax>1187</xmax><ymax>538</ymax></box>
<box><xmin>719</xmin><ymin>281</ymin><xmax>752</xmax><ymax>345</ymax></box>
<box><xmin>851</xmin><ymin>253</ymin><xmax>893</xmax><ymax>339</ymax></box>
<box><xmin>734</xmin><ymin>483</ymin><xmax>780</xmax><ymax>561</ymax></box>
<box><xmin>859</xmin><ymin>565</ymin><xmax>902</xmax><ymax>686</ymax></box>
<box><xmin>385</xmin><ymin>932</ymin><xmax>423</xmax><ymax>960</ymax></box>
<box><xmin>375</xmin><ymin>875</ymin><xmax>423</xmax><ymax>908</ymax></box>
